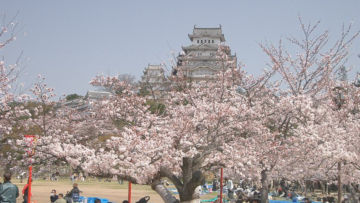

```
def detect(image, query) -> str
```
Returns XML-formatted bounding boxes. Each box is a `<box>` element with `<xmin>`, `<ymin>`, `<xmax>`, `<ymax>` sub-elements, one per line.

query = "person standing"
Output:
<box><xmin>50</xmin><ymin>189</ymin><xmax>58</xmax><ymax>203</ymax></box>
<box><xmin>0</xmin><ymin>172</ymin><xmax>19</xmax><ymax>203</ymax></box>
<box><xmin>68</xmin><ymin>183</ymin><xmax>81</xmax><ymax>203</ymax></box>
<box><xmin>212</xmin><ymin>178</ymin><xmax>218</xmax><ymax>191</ymax></box>
<box><xmin>22</xmin><ymin>178</ymin><xmax>32</xmax><ymax>203</ymax></box>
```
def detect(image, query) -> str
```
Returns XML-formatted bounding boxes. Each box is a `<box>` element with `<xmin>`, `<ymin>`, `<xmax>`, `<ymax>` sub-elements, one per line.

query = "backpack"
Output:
<box><xmin>72</xmin><ymin>192</ymin><xmax>80</xmax><ymax>202</ymax></box>
<box><xmin>136</xmin><ymin>196</ymin><xmax>150</xmax><ymax>203</ymax></box>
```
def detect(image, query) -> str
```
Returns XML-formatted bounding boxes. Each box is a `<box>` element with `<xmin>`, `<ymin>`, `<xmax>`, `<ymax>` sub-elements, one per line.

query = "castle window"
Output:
<box><xmin>212</xmin><ymin>40</ymin><xmax>214</xmax><ymax>43</ymax></box>
<box><xmin>208</xmin><ymin>40</ymin><xmax>210</xmax><ymax>43</ymax></box>
<box><xmin>197</xmin><ymin>40</ymin><xmax>199</xmax><ymax>43</ymax></box>
<box><xmin>201</xmin><ymin>40</ymin><xmax>203</xmax><ymax>43</ymax></box>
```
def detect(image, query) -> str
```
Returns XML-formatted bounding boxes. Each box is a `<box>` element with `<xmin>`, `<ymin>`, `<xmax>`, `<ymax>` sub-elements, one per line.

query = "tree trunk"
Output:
<box><xmin>337</xmin><ymin>162</ymin><xmax>342</xmax><ymax>203</ymax></box>
<box><xmin>151</xmin><ymin>179</ymin><xmax>178</xmax><ymax>203</ymax></box>
<box><xmin>153</xmin><ymin>157</ymin><xmax>205</xmax><ymax>203</ymax></box>
<box><xmin>260</xmin><ymin>170</ymin><xmax>269</xmax><ymax>203</ymax></box>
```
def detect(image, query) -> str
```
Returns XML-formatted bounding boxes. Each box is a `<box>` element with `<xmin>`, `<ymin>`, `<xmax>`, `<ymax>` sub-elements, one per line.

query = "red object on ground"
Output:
<box><xmin>128</xmin><ymin>181</ymin><xmax>132</xmax><ymax>203</ymax></box>
<box><xmin>220</xmin><ymin>168</ymin><xmax>223</xmax><ymax>203</ymax></box>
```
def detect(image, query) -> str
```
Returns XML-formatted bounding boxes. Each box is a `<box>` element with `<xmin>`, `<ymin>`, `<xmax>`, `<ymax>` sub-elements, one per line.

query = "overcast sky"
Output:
<box><xmin>2</xmin><ymin>0</ymin><xmax>360</xmax><ymax>97</ymax></box>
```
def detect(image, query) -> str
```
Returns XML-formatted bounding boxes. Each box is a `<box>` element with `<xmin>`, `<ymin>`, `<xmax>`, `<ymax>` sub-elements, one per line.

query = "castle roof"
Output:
<box><xmin>182</xmin><ymin>44</ymin><xmax>219</xmax><ymax>51</ymax></box>
<box><xmin>146</xmin><ymin>64</ymin><xmax>164</xmax><ymax>70</ymax></box>
<box><xmin>188</xmin><ymin>26</ymin><xmax>225</xmax><ymax>42</ymax></box>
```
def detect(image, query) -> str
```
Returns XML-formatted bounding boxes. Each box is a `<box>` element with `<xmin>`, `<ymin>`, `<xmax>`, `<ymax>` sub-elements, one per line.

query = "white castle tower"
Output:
<box><xmin>174</xmin><ymin>25</ymin><xmax>237</xmax><ymax>80</ymax></box>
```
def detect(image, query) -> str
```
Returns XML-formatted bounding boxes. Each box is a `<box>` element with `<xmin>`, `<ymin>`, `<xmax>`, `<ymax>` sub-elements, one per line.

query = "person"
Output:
<box><xmin>226</xmin><ymin>178</ymin><xmax>234</xmax><ymax>199</ymax></box>
<box><xmin>342</xmin><ymin>195</ymin><xmax>349</xmax><ymax>203</ymax></box>
<box><xmin>212</xmin><ymin>178</ymin><xmax>218</xmax><ymax>191</ymax></box>
<box><xmin>68</xmin><ymin>183</ymin><xmax>81</xmax><ymax>203</ymax></box>
<box><xmin>50</xmin><ymin>189</ymin><xmax>59</xmax><ymax>203</ymax></box>
<box><xmin>19</xmin><ymin>172</ymin><xmax>26</xmax><ymax>183</ymax></box>
<box><xmin>95</xmin><ymin>199</ymin><xmax>101</xmax><ymax>203</ymax></box>
<box><xmin>214</xmin><ymin>195</ymin><xmax>221</xmax><ymax>203</ymax></box>
<box><xmin>304</xmin><ymin>198</ymin><xmax>312</xmax><ymax>203</ymax></box>
<box><xmin>0</xmin><ymin>172</ymin><xmax>19</xmax><ymax>203</ymax></box>
<box><xmin>54</xmin><ymin>193</ymin><xmax>67</xmax><ymax>203</ymax></box>
<box><xmin>22</xmin><ymin>178</ymin><xmax>32</xmax><ymax>203</ymax></box>
<box><xmin>136</xmin><ymin>196</ymin><xmax>150</xmax><ymax>203</ymax></box>
<box><xmin>226</xmin><ymin>178</ymin><xmax>234</xmax><ymax>190</ymax></box>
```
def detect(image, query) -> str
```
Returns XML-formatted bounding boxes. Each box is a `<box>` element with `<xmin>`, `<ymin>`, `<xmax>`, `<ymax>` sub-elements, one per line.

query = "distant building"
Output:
<box><xmin>63</xmin><ymin>98</ymin><xmax>88</xmax><ymax>111</ymax></box>
<box><xmin>355</xmin><ymin>72</ymin><xmax>360</xmax><ymax>87</ymax></box>
<box><xmin>60</xmin><ymin>91</ymin><xmax>111</xmax><ymax>111</ymax></box>
<box><xmin>140</xmin><ymin>64</ymin><xmax>168</xmax><ymax>99</ymax></box>
<box><xmin>85</xmin><ymin>90</ymin><xmax>111</xmax><ymax>100</ymax></box>
<box><xmin>174</xmin><ymin>25</ymin><xmax>237</xmax><ymax>80</ymax></box>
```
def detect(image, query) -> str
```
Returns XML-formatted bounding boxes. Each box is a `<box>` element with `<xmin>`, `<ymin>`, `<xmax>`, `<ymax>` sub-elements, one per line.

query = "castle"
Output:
<box><xmin>69</xmin><ymin>26</ymin><xmax>237</xmax><ymax>106</ymax></box>
<box><xmin>140</xmin><ymin>26</ymin><xmax>236</xmax><ymax>97</ymax></box>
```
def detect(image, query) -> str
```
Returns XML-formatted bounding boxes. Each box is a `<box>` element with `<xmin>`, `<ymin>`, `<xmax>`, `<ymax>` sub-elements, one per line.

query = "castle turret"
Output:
<box><xmin>175</xmin><ymin>26</ymin><xmax>236</xmax><ymax>80</ymax></box>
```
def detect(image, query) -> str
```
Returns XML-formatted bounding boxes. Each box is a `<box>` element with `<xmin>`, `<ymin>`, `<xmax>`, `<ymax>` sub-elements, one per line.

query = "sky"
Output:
<box><xmin>1</xmin><ymin>0</ymin><xmax>360</xmax><ymax>97</ymax></box>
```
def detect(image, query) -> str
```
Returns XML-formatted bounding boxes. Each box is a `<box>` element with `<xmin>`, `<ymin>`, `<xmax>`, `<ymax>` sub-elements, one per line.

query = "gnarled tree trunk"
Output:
<box><xmin>152</xmin><ymin>157</ymin><xmax>205</xmax><ymax>203</ymax></box>
<box><xmin>151</xmin><ymin>179</ymin><xmax>179</xmax><ymax>203</ymax></box>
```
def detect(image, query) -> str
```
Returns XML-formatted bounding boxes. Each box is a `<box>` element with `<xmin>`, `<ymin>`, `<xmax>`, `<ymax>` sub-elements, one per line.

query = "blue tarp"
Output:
<box><xmin>270</xmin><ymin>200</ymin><xmax>321</xmax><ymax>203</ymax></box>
<box><xmin>87</xmin><ymin>197</ymin><xmax>109</xmax><ymax>203</ymax></box>
<box><xmin>200</xmin><ymin>197</ymin><xmax>228</xmax><ymax>202</ymax></box>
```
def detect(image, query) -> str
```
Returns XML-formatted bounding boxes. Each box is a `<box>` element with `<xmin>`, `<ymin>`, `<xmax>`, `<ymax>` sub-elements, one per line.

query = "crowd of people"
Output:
<box><xmin>50</xmin><ymin>183</ymin><xmax>82</xmax><ymax>203</ymax></box>
<box><xmin>207</xmin><ymin>177</ymin><xmax>262</xmax><ymax>203</ymax></box>
<box><xmin>0</xmin><ymin>172</ymin><xmax>85</xmax><ymax>203</ymax></box>
<box><xmin>5</xmin><ymin>171</ymin><xmax>356</xmax><ymax>203</ymax></box>
<box><xmin>0</xmin><ymin>171</ymin><xmax>147</xmax><ymax>203</ymax></box>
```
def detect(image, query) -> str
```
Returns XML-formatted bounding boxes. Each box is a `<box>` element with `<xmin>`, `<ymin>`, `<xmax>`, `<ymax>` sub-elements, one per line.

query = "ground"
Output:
<box><xmin>12</xmin><ymin>179</ymin><xmax>218</xmax><ymax>203</ymax></box>
<box><xmin>13</xmin><ymin>179</ymin><xmax>163</xmax><ymax>203</ymax></box>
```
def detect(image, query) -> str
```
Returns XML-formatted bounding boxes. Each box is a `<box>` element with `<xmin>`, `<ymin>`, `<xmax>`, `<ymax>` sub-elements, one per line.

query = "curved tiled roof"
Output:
<box><xmin>188</xmin><ymin>26</ymin><xmax>225</xmax><ymax>42</ymax></box>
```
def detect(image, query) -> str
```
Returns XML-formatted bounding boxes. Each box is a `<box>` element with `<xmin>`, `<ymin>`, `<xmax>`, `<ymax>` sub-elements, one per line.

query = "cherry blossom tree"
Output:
<box><xmin>0</xmin><ymin>13</ymin><xmax>31</xmax><ymax>170</ymax></box>
<box><xmin>261</xmin><ymin>18</ymin><xmax>360</xmax><ymax>203</ymax></box>
<box><xmin>296</xmin><ymin>83</ymin><xmax>360</xmax><ymax>203</ymax></box>
<box><xmin>33</xmin><ymin>66</ymin><xmax>263</xmax><ymax>203</ymax></box>
<box><xmin>10</xmin><ymin>17</ymin><xmax>358</xmax><ymax>203</ymax></box>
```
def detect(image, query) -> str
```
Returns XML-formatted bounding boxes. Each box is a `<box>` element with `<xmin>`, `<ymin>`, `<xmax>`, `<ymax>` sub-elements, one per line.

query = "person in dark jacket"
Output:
<box><xmin>50</xmin><ymin>189</ymin><xmax>58</xmax><ymax>203</ymax></box>
<box><xmin>0</xmin><ymin>172</ymin><xmax>19</xmax><ymax>203</ymax></box>
<box><xmin>68</xmin><ymin>183</ymin><xmax>81</xmax><ymax>203</ymax></box>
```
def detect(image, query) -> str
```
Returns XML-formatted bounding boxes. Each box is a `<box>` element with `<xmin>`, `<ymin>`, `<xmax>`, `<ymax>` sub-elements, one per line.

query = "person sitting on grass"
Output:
<box><xmin>54</xmin><ymin>193</ymin><xmax>67</xmax><ymax>203</ymax></box>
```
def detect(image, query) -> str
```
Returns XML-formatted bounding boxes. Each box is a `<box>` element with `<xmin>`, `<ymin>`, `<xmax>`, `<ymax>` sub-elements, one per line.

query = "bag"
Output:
<box><xmin>136</xmin><ymin>196</ymin><xmax>150</xmax><ymax>203</ymax></box>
